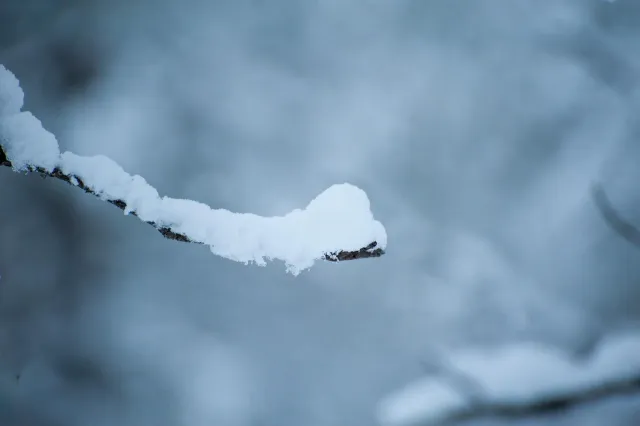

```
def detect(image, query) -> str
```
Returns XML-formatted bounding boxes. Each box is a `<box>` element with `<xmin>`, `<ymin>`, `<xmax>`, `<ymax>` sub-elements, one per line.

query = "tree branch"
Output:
<box><xmin>591</xmin><ymin>182</ymin><xmax>640</xmax><ymax>248</ymax></box>
<box><xmin>0</xmin><ymin>144</ymin><xmax>384</xmax><ymax>262</ymax></box>
<box><xmin>377</xmin><ymin>335</ymin><xmax>640</xmax><ymax>426</ymax></box>
<box><xmin>440</xmin><ymin>373</ymin><xmax>640</xmax><ymax>425</ymax></box>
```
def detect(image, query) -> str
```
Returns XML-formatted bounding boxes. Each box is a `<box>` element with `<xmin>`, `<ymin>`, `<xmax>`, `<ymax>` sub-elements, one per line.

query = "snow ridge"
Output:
<box><xmin>0</xmin><ymin>65</ymin><xmax>386</xmax><ymax>274</ymax></box>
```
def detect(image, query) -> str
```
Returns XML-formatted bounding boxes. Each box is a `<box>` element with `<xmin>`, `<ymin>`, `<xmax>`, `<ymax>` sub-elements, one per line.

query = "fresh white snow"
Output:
<box><xmin>376</xmin><ymin>332</ymin><xmax>640</xmax><ymax>426</ymax></box>
<box><xmin>1</xmin><ymin>111</ymin><xmax>61</xmax><ymax>172</ymax></box>
<box><xmin>0</xmin><ymin>64</ymin><xmax>386</xmax><ymax>274</ymax></box>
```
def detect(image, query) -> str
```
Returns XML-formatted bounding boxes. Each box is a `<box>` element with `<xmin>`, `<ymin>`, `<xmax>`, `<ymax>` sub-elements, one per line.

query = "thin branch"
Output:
<box><xmin>0</xmin><ymin>145</ymin><xmax>384</xmax><ymax>262</ymax></box>
<box><xmin>440</xmin><ymin>373</ymin><xmax>640</xmax><ymax>425</ymax></box>
<box><xmin>380</xmin><ymin>335</ymin><xmax>640</xmax><ymax>426</ymax></box>
<box><xmin>591</xmin><ymin>182</ymin><xmax>640</xmax><ymax>248</ymax></box>
<box><xmin>425</xmin><ymin>185</ymin><xmax>640</xmax><ymax>424</ymax></box>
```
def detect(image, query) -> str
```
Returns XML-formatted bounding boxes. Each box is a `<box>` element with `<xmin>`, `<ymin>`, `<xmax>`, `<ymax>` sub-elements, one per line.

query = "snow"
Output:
<box><xmin>0</xmin><ymin>66</ymin><xmax>60</xmax><ymax>171</ymax></box>
<box><xmin>0</xmin><ymin>112</ymin><xmax>61</xmax><ymax>171</ymax></box>
<box><xmin>155</xmin><ymin>183</ymin><xmax>386</xmax><ymax>274</ymax></box>
<box><xmin>377</xmin><ymin>380</ymin><xmax>470</xmax><ymax>426</ymax></box>
<box><xmin>0</xmin><ymin>64</ymin><xmax>386</xmax><ymax>274</ymax></box>
<box><xmin>58</xmin><ymin>151</ymin><xmax>385</xmax><ymax>274</ymax></box>
<box><xmin>376</xmin><ymin>333</ymin><xmax>640</xmax><ymax>426</ymax></box>
<box><xmin>59</xmin><ymin>152</ymin><xmax>161</xmax><ymax>216</ymax></box>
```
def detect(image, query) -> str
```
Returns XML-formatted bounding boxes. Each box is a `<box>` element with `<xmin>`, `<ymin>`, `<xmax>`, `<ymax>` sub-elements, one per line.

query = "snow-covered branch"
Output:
<box><xmin>376</xmin><ymin>334</ymin><xmax>640</xmax><ymax>426</ymax></box>
<box><xmin>0</xmin><ymin>65</ymin><xmax>386</xmax><ymax>274</ymax></box>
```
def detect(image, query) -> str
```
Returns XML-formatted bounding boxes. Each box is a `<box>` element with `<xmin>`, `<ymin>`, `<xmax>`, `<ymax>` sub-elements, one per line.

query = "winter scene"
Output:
<box><xmin>1</xmin><ymin>1</ymin><xmax>639</xmax><ymax>425</ymax></box>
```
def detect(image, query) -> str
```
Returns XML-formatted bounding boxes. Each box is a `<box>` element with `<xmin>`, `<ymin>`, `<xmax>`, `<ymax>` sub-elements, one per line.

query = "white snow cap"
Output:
<box><xmin>60</xmin><ymin>150</ymin><xmax>386</xmax><ymax>274</ymax></box>
<box><xmin>0</xmin><ymin>65</ymin><xmax>60</xmax><ymax>171</ymax></box>
<box><xmin>0</xmin><ymin>64</ymin><xmax>386</xmax><ymax>274</ymax></box>
<box><xmin>376</xmin><ymin>333</ymin><xmax>640</xmax><ymax>426</ymax></box>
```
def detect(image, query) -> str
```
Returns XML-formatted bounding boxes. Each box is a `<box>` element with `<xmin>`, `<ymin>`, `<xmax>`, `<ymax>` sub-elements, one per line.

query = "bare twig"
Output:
<box><xmin>0</xmin><ymin>145</ymin><xmax>384</xmax><ymax>262</ymax></box>
<box><xmin>591</xmin><ymin>182</ymin><xmax>640</xmax><ymax>247</ymax></box>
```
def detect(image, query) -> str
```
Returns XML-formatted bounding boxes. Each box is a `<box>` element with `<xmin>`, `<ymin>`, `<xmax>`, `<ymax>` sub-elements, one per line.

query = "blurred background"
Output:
<box><xmin>1</xmin><ymin>0</ymin><xmax>640</xmax><ymax>425</ymax></box>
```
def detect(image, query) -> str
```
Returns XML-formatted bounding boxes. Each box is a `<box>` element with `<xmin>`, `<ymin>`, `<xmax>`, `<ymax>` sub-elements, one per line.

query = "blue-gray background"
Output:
<box><xmin>1</xmin><ymin>1</ymin><xmax>640</xmax><ymax>425</ymax></box>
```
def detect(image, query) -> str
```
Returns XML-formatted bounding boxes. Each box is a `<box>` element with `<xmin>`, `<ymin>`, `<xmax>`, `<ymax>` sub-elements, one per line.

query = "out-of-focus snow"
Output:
<box><xmin>378</xmin><ymin>379</ymin><xmax>470</xmax><ymax>426</ymax></box>
<box><xmin>0</xmin><ymin>64</ymin><xmax>386</xmax><ymax>274</ymax></box>
<box><xmin>376</xmin><ymin>333</ymin><xmax>640</xmax><ymax>426</ymax></box>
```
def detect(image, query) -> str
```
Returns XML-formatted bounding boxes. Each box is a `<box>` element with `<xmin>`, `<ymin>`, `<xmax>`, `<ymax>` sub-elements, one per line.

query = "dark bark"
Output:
<box><xmin>592</xmin><ymin>182</ymin><xmax>640</xmax><ymax>248</ymax></box>
<box><xmin>437</xmin><ymin>373</ymin><xmax>640</xmax><ymax>425</ymax></box>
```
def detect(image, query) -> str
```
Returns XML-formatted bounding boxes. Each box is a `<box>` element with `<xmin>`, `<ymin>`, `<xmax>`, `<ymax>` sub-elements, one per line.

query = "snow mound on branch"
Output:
<box><xmin>0</xmin><ymin>64</ymin><xmax>386</xmax><ymax>274</ymax></box>
<box><xmin>61</xmin><ymin>150</ymin><xmax>386</xmax><ymax>273</ymax></box>
<box><xmin>0</xmin><ymin>66</ymin><xmax>60</xmax><ymax>171</ymax></box>
<box><xmin>1</xmin><ymin>112</ymin><xmax>61</xmax><ymax>171</ymax></box>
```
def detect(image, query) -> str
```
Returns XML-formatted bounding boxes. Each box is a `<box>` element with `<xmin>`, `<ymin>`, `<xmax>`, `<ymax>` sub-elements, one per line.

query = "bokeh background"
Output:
<box><xmin>1</xmin><ymin>0</ymin><xmax>640</xmax><ymax>425</ymax></box>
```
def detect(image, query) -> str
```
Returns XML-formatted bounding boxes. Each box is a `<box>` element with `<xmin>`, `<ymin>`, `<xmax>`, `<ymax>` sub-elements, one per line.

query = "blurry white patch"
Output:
<box><xmin>377</xmin><ymin>332</ymin><xmax>640</xmax><ymax>426</ymax></box>
<box><xmin>0</xmin><ymin>65</ymin><xmax>61</xmax><ymax>171</ymax></box>
<box><xmin>113</xmin><ymin>302</ymin><xmax>258</xmax><ymax>426</ymax></box>
<box><xmin>178</xmin><ymin>338</ymin><xmax>255</xmax><ymax>426</ymax></box>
